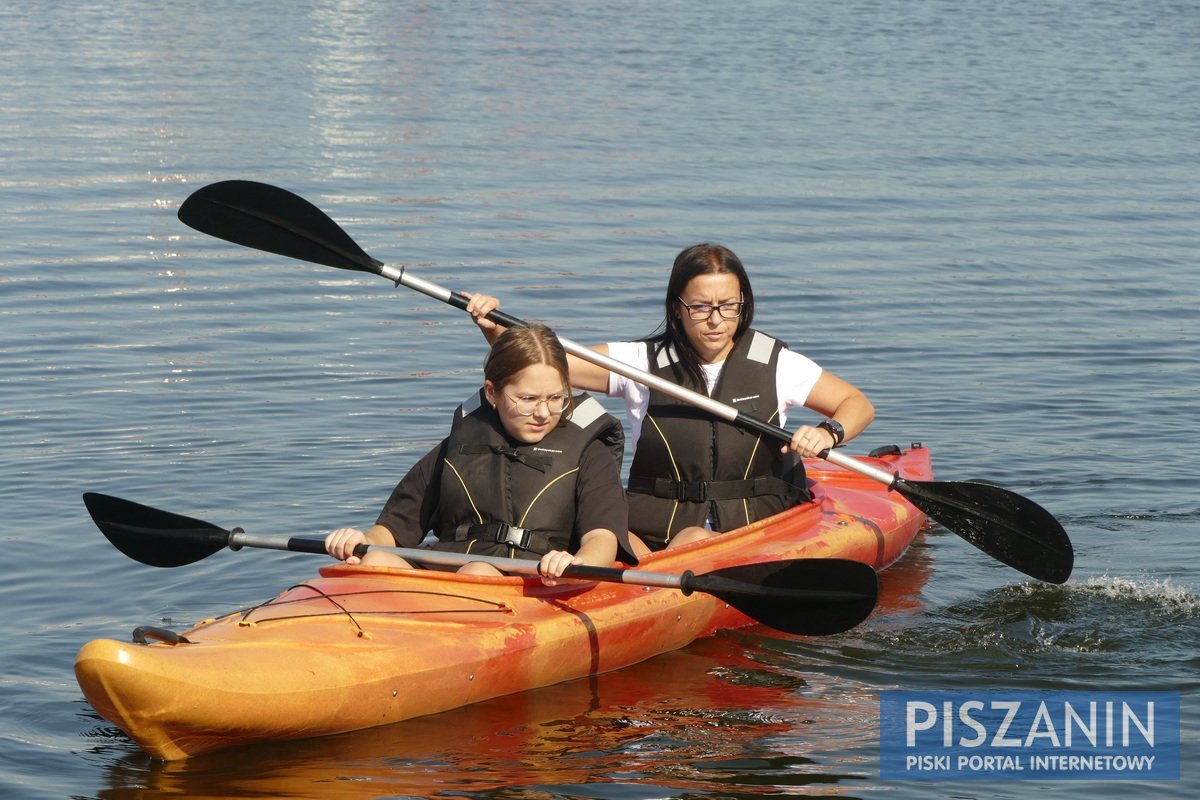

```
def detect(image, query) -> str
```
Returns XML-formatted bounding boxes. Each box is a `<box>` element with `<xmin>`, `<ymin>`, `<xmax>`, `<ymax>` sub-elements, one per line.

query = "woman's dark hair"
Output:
<box><xmin>646</xmin><ymin>243</ymin><xmax>755</xmax><ymax>387</ymax></box>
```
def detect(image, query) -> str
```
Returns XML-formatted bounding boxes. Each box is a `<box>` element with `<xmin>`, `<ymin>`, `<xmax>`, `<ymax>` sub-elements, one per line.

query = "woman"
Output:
<box><xmin>471</xmin><ymin>244</ymin><xmax>874</xmax><ymax>556</ymax></box>
<box><xmin>325</xmin><ymin>324</ymin><xmax>628</xmax><ymax>584</ymax></box>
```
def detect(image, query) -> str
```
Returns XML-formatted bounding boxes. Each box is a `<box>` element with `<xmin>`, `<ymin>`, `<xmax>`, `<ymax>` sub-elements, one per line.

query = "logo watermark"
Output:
<box><xmin>880</xmin><ymin>690</ymin><xmax>1180</xmax><ymax>780</ymax></box>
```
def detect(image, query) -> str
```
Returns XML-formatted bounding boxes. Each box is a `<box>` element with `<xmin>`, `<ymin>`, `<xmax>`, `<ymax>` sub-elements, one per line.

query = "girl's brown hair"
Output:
<box><xmin>484</xmin><ymin>324</ymin><xmax>571</xmax><ymax>393</ymax></box>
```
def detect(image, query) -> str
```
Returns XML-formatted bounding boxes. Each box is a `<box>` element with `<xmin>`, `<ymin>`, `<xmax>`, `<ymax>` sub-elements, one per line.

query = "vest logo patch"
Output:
<box><xmin>532</xmin><ymin>447</ymin><xmax>564</xmax><ymax>454</ymax></box>
<box><xmin>732</xmin><ymin>395</ymin><xmax>760</xmax><ymax>403</ymax></box>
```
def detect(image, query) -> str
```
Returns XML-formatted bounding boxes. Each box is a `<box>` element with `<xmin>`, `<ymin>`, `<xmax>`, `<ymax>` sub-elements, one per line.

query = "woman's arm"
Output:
<box><xmin>465</xmin><ymin>293</ymin><xmax>505</xmax><ymax>344</ymax></box>
<box><xmin>786</xmin><ymin>370</ymin><xmax>875</xmax><ymax>458</ymax></box>
<box><xmin>566</xmin><ymin>346</ymin><xmax>614</xmax><ymax>393</ymax></box>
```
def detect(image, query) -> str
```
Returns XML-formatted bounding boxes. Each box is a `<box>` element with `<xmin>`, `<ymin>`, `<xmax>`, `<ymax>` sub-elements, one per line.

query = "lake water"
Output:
<box><xmin>2</xmin><ymin>1</ymin><xmax>1197</xmax><ymax>797</ymax></box>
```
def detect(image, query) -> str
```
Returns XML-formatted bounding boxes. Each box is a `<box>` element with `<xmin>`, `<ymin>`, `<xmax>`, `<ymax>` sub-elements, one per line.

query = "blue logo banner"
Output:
<box><xmin>880</xmin><ymin>690</ymin><xmax>1180</xmax><ymax>780</ymax></box>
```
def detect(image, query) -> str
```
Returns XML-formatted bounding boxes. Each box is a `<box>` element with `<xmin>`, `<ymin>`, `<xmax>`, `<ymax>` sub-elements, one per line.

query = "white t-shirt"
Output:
<box><xmin>605</xmin><ymin>340</ymin><xmax>823</xmax><ymax>446</ymax></box>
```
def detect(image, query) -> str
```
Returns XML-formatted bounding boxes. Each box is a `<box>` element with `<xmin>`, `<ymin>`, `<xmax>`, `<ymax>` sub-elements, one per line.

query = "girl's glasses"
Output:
<box><xmin>504</xmin><ymin>393</ymin><xmax>570</xmax><ymax>416</ymax></box>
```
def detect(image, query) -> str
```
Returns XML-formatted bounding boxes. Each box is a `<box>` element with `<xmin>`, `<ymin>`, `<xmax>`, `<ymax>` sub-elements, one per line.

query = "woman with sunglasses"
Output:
<box><xmin>325</xmin><ymin>324</ymin><xmax>628</xmax><ymax>583</ymax></box>
<box><xmin>471</xmin><ymin>244</ymin><xmax>874</xmax><ymax>557</ymax></box>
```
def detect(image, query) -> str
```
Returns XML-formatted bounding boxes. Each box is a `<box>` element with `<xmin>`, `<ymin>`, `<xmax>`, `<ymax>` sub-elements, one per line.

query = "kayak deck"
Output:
<box><xmin>76</xmin><ymin>445</ymin><xmax>931</xmax><ymax>760</ymax></box>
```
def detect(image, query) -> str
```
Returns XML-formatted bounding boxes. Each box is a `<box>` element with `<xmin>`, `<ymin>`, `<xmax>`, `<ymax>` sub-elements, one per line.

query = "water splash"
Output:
<box><xmin>786</xmin><ymin>573</ymin><xmax>1200</xmax><ymax>691</ymax></box>
<box><xmin>1066</xmin><ymin>574</ymin><xmax>1198</xmax><ymax>613</ymax></box>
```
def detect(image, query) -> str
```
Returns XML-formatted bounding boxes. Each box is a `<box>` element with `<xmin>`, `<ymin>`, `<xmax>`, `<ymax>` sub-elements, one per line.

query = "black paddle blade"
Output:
<box><xmin>897</xmin><ymin>478</ymin><xmax>1073</xmax><ymax>584</ymax></box>
<box><xmin>686</xmin><ymin>558</ymin><xmax>879</xmax><ymax>636</ymax></box>
<box><xmin>82</xmin><ymin>493</ymin><xmax>233</xmax><ymax>568</ymax></box>
<box><xmin>178</xmin><ymin>180</ymin><xmax>384</xmax><ymax>274</ymax></box>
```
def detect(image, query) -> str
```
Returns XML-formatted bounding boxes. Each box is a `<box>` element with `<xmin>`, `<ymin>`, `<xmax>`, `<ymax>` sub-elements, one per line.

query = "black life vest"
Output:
<box><xmin>430</xmin><ymin>389</ymin><xmax>624</xmax><ymax>559</ymax></box>
<box><xmin>626</xmin><ymin>329</ymin><xmax>809</xmax><ymax>548</ymax></box>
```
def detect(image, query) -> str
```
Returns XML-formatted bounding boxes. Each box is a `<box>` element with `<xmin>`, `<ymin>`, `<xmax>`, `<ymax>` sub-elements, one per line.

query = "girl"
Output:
<box><xmin>326</xmin><ymin>325</ymin><xmax>628</xmax><ymax>582</ymax></box>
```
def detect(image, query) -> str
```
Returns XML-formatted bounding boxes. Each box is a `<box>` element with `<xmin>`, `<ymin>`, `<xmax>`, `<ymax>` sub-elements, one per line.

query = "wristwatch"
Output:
<box><xmin>817</xmin><ymin>419</ymin><xmax>845</xmax><ymax>446</ymax></box>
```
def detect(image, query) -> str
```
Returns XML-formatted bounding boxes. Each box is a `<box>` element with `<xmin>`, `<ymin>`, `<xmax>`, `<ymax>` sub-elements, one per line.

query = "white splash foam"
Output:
<box><xmin>1072</xmin><ymin>574</ymin><xmax>1199</xmax><ymax>613</ymax></box>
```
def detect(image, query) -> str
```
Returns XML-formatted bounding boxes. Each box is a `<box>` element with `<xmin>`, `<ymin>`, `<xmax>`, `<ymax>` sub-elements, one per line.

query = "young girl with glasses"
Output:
<box><xmin>325</xmin><ymin>325</ymin><xmax>629</xmax><ymax>582</ymax></box>
<box><xmin>470</xmin><ymin>244</ymin><xmax>874</xmax><ymax>557</ymax></box>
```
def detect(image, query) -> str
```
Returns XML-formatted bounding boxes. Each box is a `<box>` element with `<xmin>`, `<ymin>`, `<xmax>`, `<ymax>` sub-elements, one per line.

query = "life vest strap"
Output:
<box><xmin>452</xmin><ymin>521</ymin><xmax>553</xmax><ymax>554</ymax></box>
<box><xmin>627</xmin><ymin>475</ymin><xmax>801</xmax><ymax>503</ymax></box>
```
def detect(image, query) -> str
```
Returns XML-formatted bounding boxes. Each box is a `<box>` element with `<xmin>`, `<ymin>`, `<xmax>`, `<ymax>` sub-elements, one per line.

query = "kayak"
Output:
<box><xmin>75</xmin><ymin>444</ymin><xmax>931</xmax><ymax>760</ymax></box>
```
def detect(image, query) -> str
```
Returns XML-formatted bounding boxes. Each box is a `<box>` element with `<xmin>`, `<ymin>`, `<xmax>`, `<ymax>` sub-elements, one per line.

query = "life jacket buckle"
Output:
<box><xmin>677</xmin><ymin>481</ymin><xmax>708</xmax><ymax>503</ymax></box>
<box><xmin>493</xmin><ymin>524</ymin><xmax>532</xmax><ymax>549</ymax></box>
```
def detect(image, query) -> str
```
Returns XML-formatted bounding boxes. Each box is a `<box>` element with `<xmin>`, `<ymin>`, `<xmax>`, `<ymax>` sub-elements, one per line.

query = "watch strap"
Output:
<box><xmin>817</xmin><ymin>419</ymin><xmax>845</xmax><ymax>446</ymax></box>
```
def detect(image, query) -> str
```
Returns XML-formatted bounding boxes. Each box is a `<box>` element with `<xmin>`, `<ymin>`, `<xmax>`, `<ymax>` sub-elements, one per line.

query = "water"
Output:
<box><xmin>2</xmin><ymin>0</ymin><xmax>1197</xmax><ymax>797</ymax></box>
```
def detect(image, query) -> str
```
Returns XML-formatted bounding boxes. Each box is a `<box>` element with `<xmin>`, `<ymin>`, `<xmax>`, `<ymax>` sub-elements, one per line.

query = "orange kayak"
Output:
<box><xmin>75</xmin><ymin>445</ymin><xmax>931</xmax><ymax>760</ymax></box>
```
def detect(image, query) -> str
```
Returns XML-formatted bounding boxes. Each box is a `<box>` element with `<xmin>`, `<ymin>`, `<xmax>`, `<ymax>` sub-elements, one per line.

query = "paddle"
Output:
<box><xmin>82</xmin><ymin>492</ymin><xmax>879</xmax><ymax>637</ymax></box>
<box><xmin>177</xmin><ymin>180</ymin><xmax>1074</xmax><ymax>584</ymax></box>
